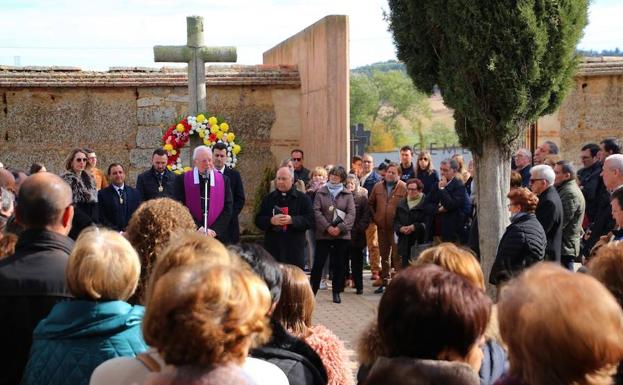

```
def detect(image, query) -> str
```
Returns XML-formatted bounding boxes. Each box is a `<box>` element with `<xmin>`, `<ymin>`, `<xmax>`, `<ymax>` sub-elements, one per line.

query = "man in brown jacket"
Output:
<box><xmin>369</xmin><ymin>162</ymin><xmax>407</xmax><ymax>293</ymax></box>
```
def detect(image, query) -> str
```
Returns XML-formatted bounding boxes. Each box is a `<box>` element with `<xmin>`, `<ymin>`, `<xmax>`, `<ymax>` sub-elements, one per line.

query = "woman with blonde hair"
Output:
<box><xmin>414</xmin><ymin>151</ymin><xmax>439</xmax><ymax>195</ymax></box>
<box><xmin>125</xmin><ymin>198</ymin><xmax>197</xmax><ymax>304</ymax></box>
<box><xmin>452</xmin><ymin>154</ymin><xmax>471</xmax><ymax>184</ymax></box>
<box><xmin>496</xmin><ymin>263</ymin><xmax>623</xmax><ymax>385</ymax></box>
<box><xmin>273</xmin><ymin>264</ymin><xmax>353</xmax><ymax>385</ymax></box>
<box><xmin>90</xmin><ymin>233</ymin><xmax>288</xmax><ymax>385</ymax></box>
<box><xmin>22</xmin><ymin>228</ymin><xmax>146</xmax><ymax>385</ymax></box>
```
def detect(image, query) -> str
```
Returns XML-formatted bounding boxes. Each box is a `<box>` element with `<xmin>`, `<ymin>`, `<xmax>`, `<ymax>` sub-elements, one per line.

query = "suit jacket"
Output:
<box><xmin>535</xmin><ymin>185</ymin><xmax>564</xmax><ymax>262</ymax></box>
<box><xmin>97</xmin><ymin>185</ymin><xmax>141</xmax><ymax>232</ymax></box>
<box><xmin>220</xmin><ymin>167</ymin><xmax>245</xmax><ymax>244</ymax></box>
<box><xmin>135</xmin><ymin>168</ymin><xmax>176</xmax><ymax>201</ymax></box>
<box><xmin>173</xmin><ymin>172</ymin><xmax>233</xmax><ymax>240</ymax></box>
<box><xmin>425</xmin><ymin>177</ymin><xmax>468</xmax><ymax>243</ymax></box>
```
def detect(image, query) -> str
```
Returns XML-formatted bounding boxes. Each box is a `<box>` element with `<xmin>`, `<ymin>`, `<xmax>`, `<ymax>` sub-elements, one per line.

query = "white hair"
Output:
<box><xmin>605</xmin><ymin>154</ymin><xmax>623</xmax><ymax>174</ymax></box>
<box><xmin>1</xmin><ymin>187</ymin><xmax>14</xmax><ymax>212</ymax></box>
<box><xmin>192</xmin><ymin>145</ymin><xmax>212</xmax><ymax>160</ymax></box>
<box><xmin>277</xmin><ymin>166</ymin><xmax>294</xmax><ymax>179</ymax></box>
<box><xmin>531</xmin><ymin>165</ymin><xmax>555</xmax><ymax>185</ymax></box>
<box><xmin>516</xmin><ymin>148</ymin><xmax>532</xmax><ymax>158</ymax></box>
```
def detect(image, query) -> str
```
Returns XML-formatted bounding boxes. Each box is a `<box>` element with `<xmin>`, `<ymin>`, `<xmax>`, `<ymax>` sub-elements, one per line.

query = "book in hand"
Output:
<box><xmin>331</xmin><ymin>208</ymin><xmax>346</xmax><ymax>226</ymax></box>
<box><xmin>272</xmin><ymin>206</ymin><xmax>289</xmax><ymax>231</ymax></box>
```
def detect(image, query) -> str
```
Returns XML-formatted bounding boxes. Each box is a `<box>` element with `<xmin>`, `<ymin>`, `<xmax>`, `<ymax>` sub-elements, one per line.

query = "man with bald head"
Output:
<box><xmin>174</xmin><ymin>145</ymin><xmax>233</xmax><ymax>241</ymax></box>
<box><xmin>255</xmin><ymin>166</ymin><xmax>314</xmax><ymax>269</ymax></box>
<box><xmin>0</xmin><ymin>173</ymin><xmax>74</xmax><ymax>385</ymax></box>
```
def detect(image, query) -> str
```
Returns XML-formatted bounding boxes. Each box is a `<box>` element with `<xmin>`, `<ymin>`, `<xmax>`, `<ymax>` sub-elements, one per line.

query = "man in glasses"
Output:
<box><xmin>530</xmin><ymin>165</ymin><xmax>563</xmax><ymax>263</ymax></box>
<box><xmin>291</xmin><ymin>149</ymin><xmax>310</xmax><ymax>186</ymax></box>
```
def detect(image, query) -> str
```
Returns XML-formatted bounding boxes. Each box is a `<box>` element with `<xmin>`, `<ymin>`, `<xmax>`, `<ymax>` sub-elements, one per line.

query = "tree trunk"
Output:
<box><xmin>473</xmin><ymin>137</ymin><xmax>511</xmax><ymax>298</ymax></box>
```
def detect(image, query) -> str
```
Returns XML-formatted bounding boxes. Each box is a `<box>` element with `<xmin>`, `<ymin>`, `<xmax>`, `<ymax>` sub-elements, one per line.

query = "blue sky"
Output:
<box><xmin>0</xmin><ymin>0</ymin><xmax>620</xmax><ymax>70</ymax></box>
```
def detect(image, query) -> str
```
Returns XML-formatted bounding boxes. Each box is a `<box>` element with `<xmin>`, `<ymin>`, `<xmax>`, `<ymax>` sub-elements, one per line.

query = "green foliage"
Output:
<box><xmin>351</xmin><ymin>60</ymin><xmax>406</xmax><ymax>76</ymax></box>
<box><xmin>424</xmin><ymin>122</ymin><xmax>460</xmax><ymax>149</ymax></box>
<box><xmin>350</xmin><ymin>69</ymin><xmax>431</xmax><ymax>152</ymax></box>
<box><xmin>577</xmin><ymin>48</ymin><xmax>623</xmax><ymax>57</ymax></box>
<box><xmin>387</xmin><ymin>0</ymin><xmax>589</xmax><ymax>155</ymax></box>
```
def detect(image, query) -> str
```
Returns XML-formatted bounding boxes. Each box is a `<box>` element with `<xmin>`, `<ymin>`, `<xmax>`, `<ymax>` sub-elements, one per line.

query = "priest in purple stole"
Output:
<box><xmin>174</xmin><ymin>145</ymin><xmax>233</xmax><ymax>240</ymax></box>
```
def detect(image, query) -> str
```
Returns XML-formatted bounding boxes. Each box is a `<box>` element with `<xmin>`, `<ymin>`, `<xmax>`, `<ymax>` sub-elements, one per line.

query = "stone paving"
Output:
<box><xmin>311</xmin><ymin>271</ymin><xmax>380</xmax><ymax>376</ymax></box>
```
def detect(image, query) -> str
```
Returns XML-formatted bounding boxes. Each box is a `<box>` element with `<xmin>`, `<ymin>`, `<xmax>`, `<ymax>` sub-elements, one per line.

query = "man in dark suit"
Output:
<box><xmin>212</xmin><ymin>142</ymin><xmax>245</xmax><ymax>244</ymax></box>
<box><xmin>425</xmin><ymin>158</ymin><xmax>468</xmax><ymax>243</ymax></box>
<box><xmin>530</xmin><ymin>165</ymin><xmax>563</xmax><ymax>263</ymax></box>
<box><xmin>98</xmin><ymin>163</ymin><xmax>141</xmax><ymax>232</ymax></box>
<box><xmin>135</xmin><ymin>148</ymin><xmax>176</xmax><ymax>201</ymax></box>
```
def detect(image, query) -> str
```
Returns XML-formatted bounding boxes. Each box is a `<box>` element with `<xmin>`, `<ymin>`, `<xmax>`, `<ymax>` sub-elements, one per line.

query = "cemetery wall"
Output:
<box><xmin>263</xmin><ymin>15</ymin><xmax>350</xmax><ymax>169</ymax></box>
<box><xmin>537</xmin><ymin>57</ymin><xmax>623</xmax><ymax>163</ymax></box>
<box><xmin>0</xmin><ymin>65</ymin><xmax>301</xmax><ymax>234</ymax></box>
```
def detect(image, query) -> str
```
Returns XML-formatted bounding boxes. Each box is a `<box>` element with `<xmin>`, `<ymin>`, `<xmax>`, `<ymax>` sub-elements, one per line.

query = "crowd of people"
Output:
<box><xmin>0</xmin><ymin>136</ymin><xmax>622</xmax><ymax>385</ymax></box>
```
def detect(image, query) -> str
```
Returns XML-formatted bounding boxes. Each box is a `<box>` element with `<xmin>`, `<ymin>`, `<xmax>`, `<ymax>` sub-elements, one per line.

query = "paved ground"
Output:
<box><xmin>312</xmin><ymin>271</ymin><xmax>381</xmax><ymax>376</ymax></box>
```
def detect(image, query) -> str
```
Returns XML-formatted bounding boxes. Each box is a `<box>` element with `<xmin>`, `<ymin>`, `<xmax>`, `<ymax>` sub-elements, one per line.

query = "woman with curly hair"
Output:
<box><xmin>60</xmin><ymin>148</ymin><xmax>99</xmax><ymax>238</ymax></box>
<box><xmin>125</xmin><ymin>198</ymin><xmax>196</xmax><ymax>304</ymax></box>
<box><xmin>489</xmin><ymin>187</ymin><xmax>547</xmax><ymax>286</ymax></box>
<box><xmin>273</xmin><ymin>264</ymin><xmax>353</xmax><ymax>385</ymax></box>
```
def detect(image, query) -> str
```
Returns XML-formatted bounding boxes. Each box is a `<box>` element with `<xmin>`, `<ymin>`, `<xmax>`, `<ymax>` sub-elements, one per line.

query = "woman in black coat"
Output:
<box><xmin>393</xmin><ymin>178</ymin><xmax>434</xmax><ymax>267</ymax></box>
<box><xmin>344</xmin><ymin>174</ymin><xmax>371</xmax><ymax>295</ymax></box>
<box><xmin>490</xmin><ymin>187</ymin><xmax>547</xmax><ymax>286</ymax></box>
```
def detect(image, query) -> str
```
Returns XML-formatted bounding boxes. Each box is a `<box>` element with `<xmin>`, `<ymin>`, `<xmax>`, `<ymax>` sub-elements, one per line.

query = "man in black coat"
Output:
<box><xmin>578</xmin><ymin>143</ymin><xmax>602</xmax><ymax>222</ymax></box>
<box><xmin>135</xmin><ymin>148</ymin><xmax>176</xmax><ymax>201</ymax></box>
<box><xmin>233</xmin><ymin>243</ymin><xmax>328</xmax><ymax>385</ymax></box>
<box><xmin>255</xmin><ymin>166</ymin><xmax>314</xmax><ymax>269</ymax></box>
<box><xmin>98</xmin><ymin>163</ymin><xmax>141</xmax><ymax>232</ymax></box>
<box><xmin>530</xmin><ymin>165</ymin><xmax>563</xmax><ymax>263</ymax></box>
<box><xmin>514</xmin><ymin>148</ymin><xmax>532</xmax><ymax>187</ymax></box>
<box><xmin>425</xmin><ymin>158</ymin><xmax>468</xmax><ymax>243</ymax></box>
<box><xmin>212</xmin><ymin>142</ymin><xmax>245</xmax><ymax>244</ymax></box>
<box><xmin>0</xmin><ymin>173</ymin><xmax>74</xmax><ymax>385</ymax></box>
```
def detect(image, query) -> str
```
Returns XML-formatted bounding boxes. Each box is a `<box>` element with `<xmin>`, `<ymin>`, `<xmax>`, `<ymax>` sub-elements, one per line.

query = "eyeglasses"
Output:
<box><xmin>291</xmin><ymin>158</ymin><xmax>302</xmax><ymax>162</ymax></box>
<box><xmin>75</xmin><ymin>158</ymin><xmax>88</xmax><ymax>162</ymax></box>
<box><xmin>419</xmin><ymin>158</ymin><xmax>430</xmax><ymax>161</ymax></box>
<box><xmin>529</xmin><ymin>178</ymin><xmax>543</xmax><ymax>184</ymax></box>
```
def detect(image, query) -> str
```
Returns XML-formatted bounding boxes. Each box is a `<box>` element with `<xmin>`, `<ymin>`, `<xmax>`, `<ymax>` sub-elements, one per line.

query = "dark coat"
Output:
<box><xmin>135</xmin><ymin>168</ymin><xmax>176</xmax><ymax>201</ymax></box>
<box><xmin>425</xmin><ymin>177</ymin><xmax>467</xmax><ymax>243</ymax></box>
<box><xmin>251</xmin><ymin>320</ymin><xmax>328</xmax><ymax>385</ymax></box>
<box><xmin>365</xmin><ymin>357</ymin><xmax>480</xmax><ymax>385</ymax></box>
<box><xmin>0</xmin><ymin>229</ymin><xmax>74</xmax><ymax>385</ymax></box>
<box><xmin>393</xmin><ymin>196</ymin><xmax>434</xmax><ymax>257</ymax></box>
<box><xmin>221</xmin><ymin>167</ymin><xmax>245</xmax><ymax>244</ymax></box>
<box><xmin>578</xmin><ymin>161</ymin><xmax>602</xmax><ymax>221</ymax></box>
<box><xmin>535</xmin><ymin>186</ymin><xmax>564</xmax><ymax>262</ymax></box>
<box><xmin>255</xmin><ymin>187</ymin><xmax>314</xmax><ymax>269</ymax></box>
<box><xmin>556</xmin><ymin>179</ymin><xmax>585</xmax><ymax>258</ymax></box>
<box><xmin>294</xmin><ymin>167</ymin><xmax>311</xmax><ymax>186</ymax></box>
<box><xmin>173</xmin><ymin>171</ymin><xmax>233</xmax><ymax>240</ymax></box>
<box><xmin>517</xmin><ymin>165</ymin><xmax>531</xmax><ymax>188</ymax></box>
<box><xmin>350</xmin><ymin>188</ymin><xmax>371</xmax><ymax>248</ymax></box>
<box><xmin>362</xmin><ymin>171</ymin><xmax>382</xmax><ymax>196</ymax></box>
<box><xmin>400</xmin><ymin>163</ymin><xmax>417</xmax><ymax>183</ymax></box>
<box><xmin>97</xmin><ymin>185</ymin><xmax>141</xmax><ymax>232</ymax></box>
<box><xmin>489</xmin><ymin>213</ymin><xmax>547</xmax><ymax>285</ymax></box>
<box><xmin>583</xmin><ymin>183</ymin><xmax>617</xmax><ymax>256</ymax></box>
<box><xmin>415</xmin><ymin>169</ymin><xmax>440</xmax><ymax>195</ymax></box>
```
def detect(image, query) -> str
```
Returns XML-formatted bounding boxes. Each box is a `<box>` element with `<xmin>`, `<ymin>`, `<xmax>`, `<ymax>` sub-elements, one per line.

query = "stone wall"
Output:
<box><xmin>0</xmin><ymin>65</ymin><xmax>301</xmax><ymax>234</ymax></box>
<box><xmin>537</xmin><ymin>57</ymin><xmax>623</xmax><ymax>163</ymax></box>
<box><xmin>263</xmin><ymin>15</ymin><xmax>350</xmax><ymax>169</ymax></box>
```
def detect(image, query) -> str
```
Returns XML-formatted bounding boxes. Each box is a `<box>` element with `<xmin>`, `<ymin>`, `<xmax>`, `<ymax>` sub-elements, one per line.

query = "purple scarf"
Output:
<box><xmin>184</xmin><ymin>168</ymin><xmax>225</xmax><ymax>228</ymax></box>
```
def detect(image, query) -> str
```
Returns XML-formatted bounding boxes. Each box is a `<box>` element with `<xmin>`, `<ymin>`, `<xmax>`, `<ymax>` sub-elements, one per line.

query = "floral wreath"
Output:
<box><xmin>161</xmin><ymin>114</ymin><xmax>242</xmax><ymax>174</ymax></box>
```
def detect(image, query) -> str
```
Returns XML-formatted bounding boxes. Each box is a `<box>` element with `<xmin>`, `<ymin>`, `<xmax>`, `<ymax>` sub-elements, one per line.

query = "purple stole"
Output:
<box><xmin>184</xmin><ymin>168</ymin><xmax>225</xmax><ymax>227</ymax></box>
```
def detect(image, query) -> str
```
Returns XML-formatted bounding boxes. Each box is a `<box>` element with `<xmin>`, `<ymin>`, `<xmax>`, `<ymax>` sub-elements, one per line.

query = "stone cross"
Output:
<box><xmin>153</xmin><ymin>16</ymin><xmax>237</xmax><ymax>115</ymax></box>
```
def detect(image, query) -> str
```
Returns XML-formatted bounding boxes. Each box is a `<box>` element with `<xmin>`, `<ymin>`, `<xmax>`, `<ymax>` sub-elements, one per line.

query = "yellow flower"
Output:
<box><xmin>208</xmin><ymin>116</ymin><xmax>218</xmax><ymax>126</ymax></box>
<box><xmin>183</xmin><ymin>166</ymin><xmax>192</xmax><ymax>172</ymax></box>
<box><xmin>167</xmin><ymin>165</ymin><xmax>173</xmax><ymax>170</ymax></box>
<box><xmin>210</xmin><ymin>125</ymin><xmax>219</xmax><ymax>134</ymax></box>
<box><xmin>175</xmin><ymin>170</ymin><xmax>183</xmax><ymax>175</ymax></box>
<box><xmin>199</xmin><ymin>131</ymin><xmax>205</xmax><ymax>138</ymax></box>
<box><xmin>171</xmin><ymin>150</ymin><xmax>177</xmax><ymax>155</ymax></box>
<box><xmin>196</xmin><ymin>114</ymin><xmax>206</xmax><ymax>123</ymax></box>
<box><xmin>232</xmin><ymin>144</ymin><xmax>241</xmax><ymax>155</ymax></box>
<box><xmin>220</xmin><ymin>122</ymin><xmax>229</xmax><ymax>132</ymax></box>
<box><xmin>227</xmin><ymin>133</ymin><xmax>235</xmax><ymax>142</ymax></box>
<box><xmin>176</xmin><ymin>123</ymin><xmax>185</xmax><ymax>132</ymax></box>
<box><xmin>163</xmin><ymin>144</ymin><xmax>173</xmax><ymax>151</ymax></box>
<box><xmin>203</xmin><ymin>138</ymin><xmax>211</xmax><ymax>146</ymax></box>
<box><xmin>216</xmin><ymin>132</ymin><xmax>223</xmax><ymax>140</ymax></box>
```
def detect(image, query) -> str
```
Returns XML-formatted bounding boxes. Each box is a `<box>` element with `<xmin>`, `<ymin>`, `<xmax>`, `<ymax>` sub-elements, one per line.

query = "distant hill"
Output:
<box><xmin>577</xmin><ymin>48</ymin><xmax>623</xmax><ymax>57</ymax></box>
<box><xmin>351</xmin><ymin>60</ymin><xmax>406</xmax><ymax>76</ymax></box>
